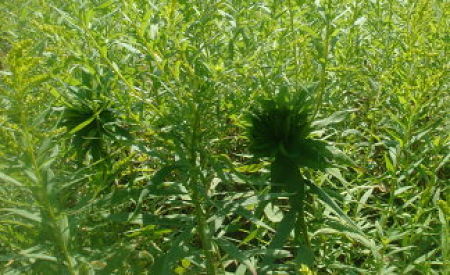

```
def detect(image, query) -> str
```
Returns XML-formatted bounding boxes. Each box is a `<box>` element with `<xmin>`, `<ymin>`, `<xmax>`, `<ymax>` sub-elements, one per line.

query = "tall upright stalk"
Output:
<box><xmin>188</xmin><ymin>104</ymin><xmax>217</xmax><ymax>275</ymax></box>
<box><xmin>247</xmin><ymin>91</ymin><xmax>337</xmax><ymax>268</ymax></box>
<box><xmin>313</xmin><ymin>24</ymin><xmax>330</xmax><ymax>119</ymax></box>
<box><xmin>272</xmin><ymin>155</ymin><xmax>310</xmax><ymax>248</ymax></box>
<box><xmin>294</xmin><ymin>181</ymin><xmax>310</xmax><ymax>248</ymax></box>
<box><xmin>10</xmin><ymin>42</ymin><xmax>77</xmax><ymax>274</ymax></box>
<box><xmin>23</xmin><ymin>126</ymin><xmax>76</xmax><ymax>275</ymax></box>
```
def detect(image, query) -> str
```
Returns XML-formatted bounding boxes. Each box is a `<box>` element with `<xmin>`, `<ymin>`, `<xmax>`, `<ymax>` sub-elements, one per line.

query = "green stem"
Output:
<box><xmin>188</xmin><ymin>105</ymin><xmax>217</xmax><ymax>275</ymax></box>
<box><xmin>272</xmin><ymin>155</ymin><xmax>311</xmax><ymax>251</ymax></box>
<box><xmin>24</xmin><ymin>132</ymin><xmax>76</xmax><ymax>275</ymax></box>
<box><xmin>294</xmin><ymin>184</ymin><xmax>310</xmax><ymax>248</ymax></box>
<box><xmin>313</xmin><ymin>22</ymin><xmax>330</xmax><ymax>119</ymax></box>
<box><xmin>18</xmin><ymin>80</ymin><xmax>76</xmax><ymax>274</ymax></box>
<box><xmin>191</xmin><ymin>181</ymin><xmax>217</xmax><ymax>275</ymax></box>
<box><xmin>287</xmin><ymin>0</ymin><xmax>300</xmax><ymax>84</ymax></box>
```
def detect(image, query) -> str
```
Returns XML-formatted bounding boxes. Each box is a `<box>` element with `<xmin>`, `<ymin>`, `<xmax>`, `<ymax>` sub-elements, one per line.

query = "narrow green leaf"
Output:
<box><xmin>68</xmin><ymin>109</ymin><xmax>101</xmax><ymax>135</ymax></box>
<box><xmin>0</xmin><ymin>208</ymin><xmax>41</xmax><ymax>223</ymax></box>
<box><xmin>312</xmin><ymin>110</ymin><xmax>354</xmax><ymax>128</ymax></box>
<box><xmin>149</xmin><ymin>163</ymin><xmax>187</xmax><ymax>186</ymax></box>
<box><xmin>106</xmin><ymin>213</ymin><xmax>193</xmax><ymax>227</ymax></box>
<box><xmin>0</xmin><ymin>172</ymin><xmax>22</xmax><ymax>186</ymax></box>
<box><xmin>215</xmin><ymin>238</ymin><xmax>257</xmax><ymax>275</ymax></box>
<box><xmin>305</xmin><ymin>181</ymin><xmax>358</xmax><ymax>230</ymax></box>
<box><xmin>261</xmin><ymin>209</ymin><xmax>297</xmax><ymax>265</ymax></box>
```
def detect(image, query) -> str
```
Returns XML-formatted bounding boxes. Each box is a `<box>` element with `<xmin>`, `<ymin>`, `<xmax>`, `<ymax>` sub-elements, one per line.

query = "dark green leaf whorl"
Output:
<box><xmin>247</xmin><ymin>90</ymin><xmax>334</xmax><ymax>169</ymax></box>
<box><xmin>59</xmin><ymin>70</ymin><xmax>132</xmax><ymax>162</ymax></box>
<box><xmin>247</xmin><ymin>90</ymin><xmax>311</xmax><ymax>158</ymax></box>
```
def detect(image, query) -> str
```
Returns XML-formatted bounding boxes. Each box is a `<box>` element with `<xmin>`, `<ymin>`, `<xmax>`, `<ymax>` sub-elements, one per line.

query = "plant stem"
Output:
<box><xmin>313</xmin><ymin>21</ymin><xmax>330</xmax><ymax>119</ymax></box>
<box><xmin>23</xmin><ymin>132</ymin><xmax>76</xmax><ymax>275</ymax></box>
<box><xmin>188</xmin><ymin>105</ymin><xmax>217</xmax><ymax>275</ymax></box>
<box><xmin>294</xmin><ymin>182</ymin><xmax>310</xmax><ymax>248</ymax></box>
<box><xmin>273</xmin><ymin>156</ymin><xmax>311</xmax><ymax>250</ymax></box>
<box><xmin>18</xmin><ymin>74</ymin><xmax>76</xmax><ymax>274</ymax></box>
<box><xmin>191</xmin><ymin>181</ymin><xmax>217</xmax><ymax>275</ymax></box>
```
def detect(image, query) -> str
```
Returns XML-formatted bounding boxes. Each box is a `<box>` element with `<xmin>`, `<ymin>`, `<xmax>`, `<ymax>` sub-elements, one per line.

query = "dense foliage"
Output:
<box><xmin>0</xmin><ymin>0</ymin><xmax>448</xmax><ymax>274</ymax></box>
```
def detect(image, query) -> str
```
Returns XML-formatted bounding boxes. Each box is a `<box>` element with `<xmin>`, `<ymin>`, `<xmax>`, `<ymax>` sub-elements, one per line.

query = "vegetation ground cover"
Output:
<box><xmin>0</xmin><ymin>0</ymin><xmax>449</xmax><ymax>274</ymax></box>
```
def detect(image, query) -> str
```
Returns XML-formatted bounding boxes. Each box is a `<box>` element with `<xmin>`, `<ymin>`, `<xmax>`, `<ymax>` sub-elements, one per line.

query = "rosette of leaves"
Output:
<box><xmin>248</xmin><ymin>90</ymin><xmax>334</xmax><ymax>190</ymax></box>
<box><xmin>61</xmin><ymin>72</ymin><xmax>131</xmax><ymax>163</ymax></box>
<box><xmin>246</xmin><ymin>89</ymin><xmax>351</xmax><ymax>268</ymax></box>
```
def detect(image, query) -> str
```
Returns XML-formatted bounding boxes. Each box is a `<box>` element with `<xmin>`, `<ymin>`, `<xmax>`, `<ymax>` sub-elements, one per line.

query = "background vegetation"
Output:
<box><xmin>0</xmin><ymin>0</ymin><xmax>448</xmax><ymax>274</ymax></box>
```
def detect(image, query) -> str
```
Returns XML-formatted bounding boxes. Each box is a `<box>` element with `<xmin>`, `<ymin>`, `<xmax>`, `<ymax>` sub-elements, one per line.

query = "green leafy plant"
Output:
<box><xmin>1</xmin><ymin>0</ymin><xmax>448</xmax><ymax>274</ymax></box>
<box><xmin>0</xmin><ymin>40</ymin><xmax>78</xmax><ymax>274</ymax></box>
<box><xmin>60</xmin><ymin>70</ymin><xmax>132</xmax><ymax>163</ymax></box>
<box><xmin>247</xmin><ymin>88</ymin><xmax>359</xmax><ymax>268</ymax></box>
